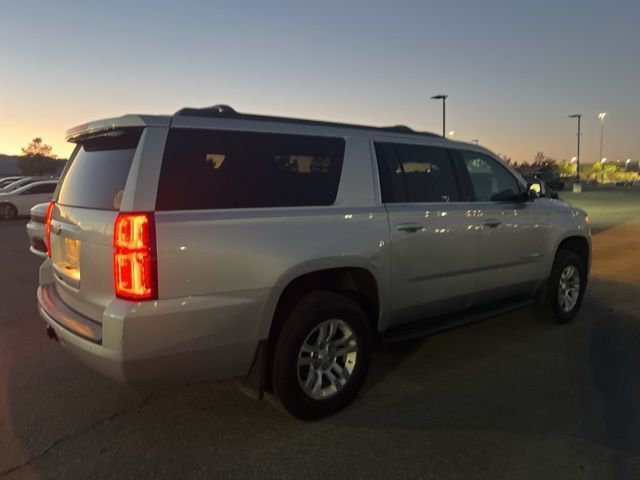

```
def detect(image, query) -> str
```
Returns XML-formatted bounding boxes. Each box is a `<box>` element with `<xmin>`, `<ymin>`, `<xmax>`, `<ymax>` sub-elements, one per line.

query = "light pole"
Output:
<box><xmin>598</xmin><ymin>112</ymin><xmax>607</xmax><ymax>162</ymax></box>
<box><xmin>569</xmin><ymin>114</ymin><xmax>581</xmax><ymax>182</ymax></box>
<box><xmin>472</xmin><ymin>139</ymin><xmax>479</xmax><ymax>145</ymax></box>
<box><xmin>431</xmin><ymin>94</ymin><xmax>448</xmax><ymax>137</ymax></box>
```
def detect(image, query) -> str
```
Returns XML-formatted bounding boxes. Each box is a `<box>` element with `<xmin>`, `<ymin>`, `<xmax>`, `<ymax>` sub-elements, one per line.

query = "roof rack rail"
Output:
<box><xmin>174</xmin><ymin>104</ymin><xmax>237</xmax><ymax>117</ymax></box>
<box><xmin>379</xmin><ymin>125</ymin><xmax>415</xmax><ymax>134</ymax></box>
<box><xmin>173</xmin><ymin>105</ymin><xmax>440</xmax><ymax>138</ymax></box>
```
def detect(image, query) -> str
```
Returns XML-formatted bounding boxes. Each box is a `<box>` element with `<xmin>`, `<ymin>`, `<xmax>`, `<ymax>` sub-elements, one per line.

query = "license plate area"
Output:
<box><xmin>52</xmin><ymin>237</ymin><xmax>81</xmax><ymax>286</ymax></box>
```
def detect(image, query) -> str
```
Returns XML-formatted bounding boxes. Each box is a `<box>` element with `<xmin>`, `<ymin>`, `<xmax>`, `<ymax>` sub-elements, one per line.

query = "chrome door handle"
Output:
<box><xmin>483</xmin><ymin>219</ymin><xmax>501</xmax><ymax>228</ymax></box>
<box><xmin>396</xmin><ymin>223</ymin><xmax>423</xmax><ymax>233</ymax></box>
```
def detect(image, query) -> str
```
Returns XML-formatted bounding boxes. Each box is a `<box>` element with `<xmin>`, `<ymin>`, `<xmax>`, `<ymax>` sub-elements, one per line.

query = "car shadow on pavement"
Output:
<box><xmin>332</xmin><ymin>276</ymin><xmax>640</xmax><ymax>472</ymax></box>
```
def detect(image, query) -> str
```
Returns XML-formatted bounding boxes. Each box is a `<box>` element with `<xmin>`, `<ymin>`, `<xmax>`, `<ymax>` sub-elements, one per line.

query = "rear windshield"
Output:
<box><xmin>156</xmin><ymin>129</ymin><xmax>345</xmax><ymax>210</ymax></box>
<box><xmin>57</xmin><ymin>130</ymin><xmax>142</xmax><ymax>210</ymax></box>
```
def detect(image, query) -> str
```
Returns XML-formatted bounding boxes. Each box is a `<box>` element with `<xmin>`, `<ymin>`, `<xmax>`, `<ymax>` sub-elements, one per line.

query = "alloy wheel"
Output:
<box><xmin>557</xmin><ymin>265</ymin><xmax>581</xmax><ymax>313</ymax></box>
<box><xmin>296</xmin><ymin>319</ymin><xmax>358</xmax><ymax>400</ymax></box>
<box><xmin>0</xmin><ymin>204</ymin><xmax>15</xmax><ymax>220</ymax></box>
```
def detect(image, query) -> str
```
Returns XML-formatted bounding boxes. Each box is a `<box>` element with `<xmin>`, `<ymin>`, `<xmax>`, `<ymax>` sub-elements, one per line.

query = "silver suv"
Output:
<box><xmin>38</xmin><ymin>105</ymin><xmax>590</xmax><ymax>419</ymax></box>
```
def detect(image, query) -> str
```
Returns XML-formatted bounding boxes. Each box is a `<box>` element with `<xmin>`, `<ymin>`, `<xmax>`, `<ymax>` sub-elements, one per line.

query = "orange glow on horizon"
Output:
<box><xmin>0</xmin><ymin>126</ymin><xmax>75</xmax><ymax>159</ymax></box>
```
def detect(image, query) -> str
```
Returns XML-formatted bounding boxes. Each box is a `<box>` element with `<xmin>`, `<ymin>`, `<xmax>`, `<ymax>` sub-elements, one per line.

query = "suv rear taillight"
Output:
<box><xmin>45</xmin><ymin>201</ymin><xmax>55</xmax><ymax>257</ymax></box>
<box><xmin>113</xmin><ymin>212</ymin><xmax>157</xmax><ymax>300</ymax></box>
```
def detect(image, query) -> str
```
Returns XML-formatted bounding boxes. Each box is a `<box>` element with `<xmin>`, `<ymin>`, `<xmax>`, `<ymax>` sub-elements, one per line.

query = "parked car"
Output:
<box><xmin>0</xmin><ymin>180</ymin><xmax>58</xmax><ymax>220</ymax></box>
<box><xmin>26</xmin><ymin>202</ymin><xmax>49</xmax><ymax>257</ymax></box>
<box><xmin>0</xmin><ymin>176</ymin><xmax>25</xmax><ymax>189</ymax></box>
<box><xmin>38</xmin><ymin>106</ymin><xmax>591</xmax><ymax>419</ymax></box>
<box><xmin>1</xmin><ymin>176</ymin><xmax>48</xmax><ymax>192</ymax></box>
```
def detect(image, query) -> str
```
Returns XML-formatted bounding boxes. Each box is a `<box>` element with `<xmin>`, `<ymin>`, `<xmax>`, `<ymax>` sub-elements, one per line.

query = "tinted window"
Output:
<box><xmin>462</xmin><ymin>151</ymin><xmax>521</xmax><ymax>202</ymax></box>
<box><xmin>57</xmin><ymin>130</ymin><xmax>141</xmax><ymax>210</ymax></box>
<box><xmin>375</xmin><ymin>143</ymin><xmax>459</xmax><ymax>203</ymax></box>
<box><xmin>23</xmin><ymin>183</ymin><xmax>56</xmax><ymax>194</ymax></box>
<box><xmin>156</xmin><ymin>129</ymin><xmax>345</xmax><ymax>210</ymax></box>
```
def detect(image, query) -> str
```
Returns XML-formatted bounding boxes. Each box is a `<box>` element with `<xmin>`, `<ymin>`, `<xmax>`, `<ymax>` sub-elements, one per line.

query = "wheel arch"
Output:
<box><xmin>257</xmin><ymin>262</ymin><xmax>382</xmax><ymax>393</ymax></box>
<box><xmin>553</xmin><ymin>234</ymin><xmax>591</xmax><ymax>280</ymax></box>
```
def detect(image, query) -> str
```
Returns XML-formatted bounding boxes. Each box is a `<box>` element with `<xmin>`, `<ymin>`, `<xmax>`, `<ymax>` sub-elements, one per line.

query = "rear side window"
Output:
<box><xmin>375</xmin><ymin>142</ymin><xmax>460</xmax><ymax>203</ymax></box>
<box><xmin>156</xmin><ymin>129</ymin><xmax>345</xmax><ymax>210</ymax></box>
<box><xmin>57</xmin><ymin>130</ymin><xmax>142</xmax><ymax>210</ymax></box>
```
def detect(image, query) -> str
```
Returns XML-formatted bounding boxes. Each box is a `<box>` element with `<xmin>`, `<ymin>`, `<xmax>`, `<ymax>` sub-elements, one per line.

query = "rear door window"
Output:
<box><xmin>57</xmin><ymin>130</ymin><xmax>142</xmax><ymax>210</ymax></box>
<box><xmin>156</xmin><ymin>129</ymin><xmax>345</xmax><ymax>210</ymax></box>
<box><xmin>375</xmin><ymin>142</ymin><xmax>460</xmax><ymax>203</ymax></box>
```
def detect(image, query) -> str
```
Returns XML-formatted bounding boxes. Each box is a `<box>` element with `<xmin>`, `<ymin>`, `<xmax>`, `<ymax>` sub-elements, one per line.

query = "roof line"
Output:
<box><xmin>173</xmin><ymin>104</ymin><xmax>441</xmax><ymax>138</ymax></box>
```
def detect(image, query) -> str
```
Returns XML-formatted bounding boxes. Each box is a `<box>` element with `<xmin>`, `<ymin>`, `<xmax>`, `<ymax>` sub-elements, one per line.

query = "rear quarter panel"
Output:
<box><xmin>155</xmin><ymin>206</ymin><xmax>390</xmax><ymax>338</ymax></box>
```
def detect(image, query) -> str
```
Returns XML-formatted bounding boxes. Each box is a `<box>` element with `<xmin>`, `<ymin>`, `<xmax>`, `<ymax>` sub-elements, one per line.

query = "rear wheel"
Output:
<box><xmin>536</xmin><ymin>249</ymin><xmax>587</xmax><ymax>323</ymax></box>
<box><xmin>271</xmin><ymin>290</ymin><xmax>372</xmax><ymax>420</ymax></box>
<box><xmin>0</xmin><ymin>203</ymin><xmax>17</xmax><ymax>220</ymax></box>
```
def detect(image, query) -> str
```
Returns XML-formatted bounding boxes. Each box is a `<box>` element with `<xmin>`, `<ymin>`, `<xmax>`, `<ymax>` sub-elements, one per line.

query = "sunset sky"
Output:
<box><xmin>1</xmin><ymin>0</ymin><xmax>638</xmax><ymax>164</ymax></box>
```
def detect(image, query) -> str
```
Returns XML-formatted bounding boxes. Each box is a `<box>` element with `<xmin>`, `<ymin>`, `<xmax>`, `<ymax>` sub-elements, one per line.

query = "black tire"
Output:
<box><xmin>0</xmin><ymin>203</ymin><xmax>17</xmax><ymax>220</ymax></box>
<box><xmin>271</xmin><ymin>290</ymin><xmax>372</xmax><ymax>420</ymax></box>
<box><xmin>536</xmin><ymin>249</ymin><xmax>587</xmax><ymax>324</ymax></box>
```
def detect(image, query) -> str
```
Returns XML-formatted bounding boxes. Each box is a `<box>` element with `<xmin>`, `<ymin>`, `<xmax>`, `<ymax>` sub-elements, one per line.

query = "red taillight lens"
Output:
<box><xmin>113</xmin><ymin>213</ymin><xmax>157</xmax><ymax>300</ymax></box>
<box><xmin>45</xmin><ymin>201</ymin><xmax>55</xmax><ymax>257</ymax></box>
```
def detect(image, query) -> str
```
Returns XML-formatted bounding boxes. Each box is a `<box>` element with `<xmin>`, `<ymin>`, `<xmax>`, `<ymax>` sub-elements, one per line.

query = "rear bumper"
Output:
<box><xmin>37</xmin><ymin>274</ymin><xmax>266</xmax><ymax>384</ymax></box>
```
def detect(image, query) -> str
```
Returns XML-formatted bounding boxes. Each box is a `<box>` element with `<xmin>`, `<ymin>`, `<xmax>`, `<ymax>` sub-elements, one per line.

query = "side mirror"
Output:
<box><xmin>527</xmin><ymin>181</ymin><xmax>544</xmax><ymax>200</ymax></box>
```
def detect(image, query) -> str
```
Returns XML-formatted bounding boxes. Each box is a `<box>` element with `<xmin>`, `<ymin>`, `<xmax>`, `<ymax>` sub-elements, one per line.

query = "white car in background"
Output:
<box><xmin>0</xmin><ymin>176</ymin><xmax>26</xmax><ymax>189</ymax></box>
<box><xmin>0</xmin><ymin>176</ymin><xmax>48</xmax><ymax>192</ymax></box>
<box><xmin>0</xmin><ymin>180</ymin><xmax>57</xmax><ymax>220</ymax></box>
<box><xmin>26</xmin><ymin>202</ymin><xmax>49</xmax><ymax>257</ymax></box>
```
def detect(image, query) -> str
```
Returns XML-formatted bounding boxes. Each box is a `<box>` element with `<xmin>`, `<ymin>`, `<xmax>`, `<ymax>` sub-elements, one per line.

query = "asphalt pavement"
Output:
<box><xmin>1</xmin><ymin>193</ymin><xmax>639</xmax><ymax>479</ymax></box>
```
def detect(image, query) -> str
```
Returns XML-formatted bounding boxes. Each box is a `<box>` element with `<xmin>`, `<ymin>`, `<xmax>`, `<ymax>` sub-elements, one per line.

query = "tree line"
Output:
<box><xmin>18</xmin><ymin>137</ymin><xmax>67</xmax><ymax>176</ymax></box>
<box><xmin>501</xmin><ymin>151</ymin><xmax>639</xmax><ymax>183</ymax></box>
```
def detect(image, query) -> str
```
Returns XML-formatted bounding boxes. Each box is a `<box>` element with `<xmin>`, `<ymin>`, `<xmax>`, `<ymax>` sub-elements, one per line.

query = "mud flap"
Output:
<box><xmin>236</xmin><ymin>340</ymin><xmax>267</xmax><ymax>399</ymax></box>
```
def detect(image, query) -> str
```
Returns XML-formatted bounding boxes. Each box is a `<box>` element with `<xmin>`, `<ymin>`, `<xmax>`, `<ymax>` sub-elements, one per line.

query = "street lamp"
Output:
<box><xmin>431</xmin><ymin>94</ymin><xmax>448</xmax><ymax>138</ymax></box>
<box><xmin>598</xmin><ymin>112</ymin><xmax>607</xmax><ymax>162</ymax></box>
<box><xmin>568</xmin><ymin>114</ymin><xmax>581</xmax><ymax>182</ymax></box>
<box><xmin>472</xmin><ymin>139</ymin><xmax>479</xmax><ymax>145</ymax></box>
<box><xmin>626</xmin><ymin>158</ymin><xmax>631</xmax><ymax>170</ymax></box>
<box><xmin>600</xmin><ymin>157</ymin><xmax>607</xmax><ymax>164</ymax></box>
<box><xmin>448</xmin><ymin>130</ymin><xmax>455</xmax><ymax>137</ymax></box>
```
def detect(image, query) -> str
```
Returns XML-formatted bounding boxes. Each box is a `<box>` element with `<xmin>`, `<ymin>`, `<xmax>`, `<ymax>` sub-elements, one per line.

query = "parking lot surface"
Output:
<box><xmin>1</xmin><ymin>192</ymin><xmax>639</xmax><ymax>479</ymax></box>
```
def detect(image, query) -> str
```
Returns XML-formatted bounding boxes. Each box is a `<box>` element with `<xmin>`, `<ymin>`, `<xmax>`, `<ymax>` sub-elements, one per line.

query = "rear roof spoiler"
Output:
<box><xmin>65</xmin><ymin>115</ymin><xmax>171</xmax><ymax>142</ymax></box>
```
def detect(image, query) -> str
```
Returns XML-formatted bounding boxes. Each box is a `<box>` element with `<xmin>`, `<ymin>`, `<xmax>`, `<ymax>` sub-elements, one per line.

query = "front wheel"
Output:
<box><xmin>0</xmin><ymin>203</ymin><xmax>17</xmax><ymax>220</ymax></box>
<box><xmin>271</xmin><ymin>291</ymin><xmax>372</xmax><ymax>420</ymax></box>
<box><xmin>536</xmin><ymin>249</ymin><xmax>587</xmax><ymax>323</ymax></box>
